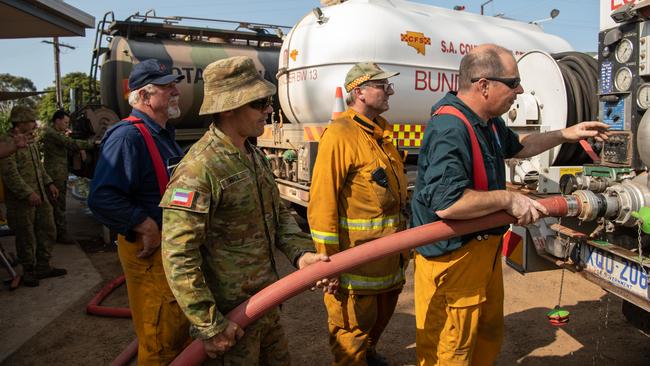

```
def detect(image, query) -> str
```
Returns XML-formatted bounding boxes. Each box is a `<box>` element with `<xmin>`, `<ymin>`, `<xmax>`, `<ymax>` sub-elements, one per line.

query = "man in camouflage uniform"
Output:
<box><xmin>0</xmin><ymin>106</ymin><xmax>66</xmax><ymax>287</ymax></box>
<box><xmin>161</xmin><ymin>56</ymin><xmax>334</xmax><ymax>365</ymax></box>
<box><xmin>37</xmin><ymin>109</ymin><xmax>94</xmax><ymax>244</ymax></box>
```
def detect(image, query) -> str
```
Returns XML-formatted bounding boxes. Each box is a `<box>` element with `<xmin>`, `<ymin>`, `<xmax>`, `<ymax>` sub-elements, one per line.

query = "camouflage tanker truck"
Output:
<box><xmin>76</xmin><ymin>10</ymin><xmax>284</xmax><ymax>150</ymax></box>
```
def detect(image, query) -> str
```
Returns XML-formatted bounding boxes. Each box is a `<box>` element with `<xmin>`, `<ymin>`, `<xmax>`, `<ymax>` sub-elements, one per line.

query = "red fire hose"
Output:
<box><xmin>166</xmin><ymin>196</ymin><xmax>569</xmax><ymax>366</ymax></box>
<box><xmin>86</xmin><ymin>274</ymin><xmax>131</xmax><ymax>318</ymax></box>
<box><xmin>114</xmin><ymin>196</ymin><xmax>569</xmax><ymax>366</ymax></box>
<box><xmin>110</xmin><ymin>338</ymin><xmax>138</xmax><ymax>366</ymax></box>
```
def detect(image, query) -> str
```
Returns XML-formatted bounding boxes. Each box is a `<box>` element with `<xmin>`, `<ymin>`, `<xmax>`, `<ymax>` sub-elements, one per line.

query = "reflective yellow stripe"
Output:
<box><xmin>339</xmin><ymin>215</ymin><xmax>400</xmax><ymax>231</ymax></box>
<box><xmin>339</xmin><ymin>271</ymin><xmax>405</xmax><ymax>291</ymax></box>
<box><xmin>310</xmin><ymin>229</ymin><xmax>339</xmax><ymax>245</ymax></box>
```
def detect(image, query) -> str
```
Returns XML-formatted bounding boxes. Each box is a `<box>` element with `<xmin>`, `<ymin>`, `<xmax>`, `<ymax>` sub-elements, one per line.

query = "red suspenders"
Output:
<box><xmin>433</xmin><ymin>106</ymin><xmax>515</xmax><ymax>256</ymax></box>
<box><xmin>123</xmin><ymin>116</ymin><xmax>169</xmax><ymax>195</ymax></box>
<box><xmin>432</xmin><ymin>105</ymin><xmax>489</xmax><ymax>191</ymax></box>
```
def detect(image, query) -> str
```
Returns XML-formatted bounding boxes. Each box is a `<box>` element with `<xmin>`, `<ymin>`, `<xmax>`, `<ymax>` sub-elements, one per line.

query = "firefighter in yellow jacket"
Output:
<box><xmin>308</xmin><ymin>62</ymin><xmax>408</xmax><ymax>366</ymax></box>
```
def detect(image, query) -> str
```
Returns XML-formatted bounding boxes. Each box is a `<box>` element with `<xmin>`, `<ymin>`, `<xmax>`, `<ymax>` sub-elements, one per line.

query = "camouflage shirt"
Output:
<box><xmin>37</xmin><ymin>125</ymin><xmax>94</xmax><ymax>183</ymax></box>
<box><xmin>0</xmin><ymin>144</ymin><xmax>52</xmax><ymax>202</ymax></box>
<box><xmin>161</xmin><ymin>124</ymin><xmax>312</xmax><ymax>340</ymax></box>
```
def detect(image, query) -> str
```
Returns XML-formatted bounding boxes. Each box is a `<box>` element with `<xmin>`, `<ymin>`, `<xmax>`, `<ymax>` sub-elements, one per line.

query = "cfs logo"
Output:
<box><xmin>611</xmin><ymin>0</ymin><xmax>636</xmax><ymax>11</ymax></box>
<box><xmin>400</xmin><ymin>31</ymin><xmax>431</xmax><ymax>56</ymax></box>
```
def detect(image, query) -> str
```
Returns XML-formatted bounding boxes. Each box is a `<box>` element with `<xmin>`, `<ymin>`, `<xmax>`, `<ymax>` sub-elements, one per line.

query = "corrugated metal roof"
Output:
<box><xmin>0</xmin><ymin>0</ymin><xmax>94</xmax><ymax>38</ymax></box>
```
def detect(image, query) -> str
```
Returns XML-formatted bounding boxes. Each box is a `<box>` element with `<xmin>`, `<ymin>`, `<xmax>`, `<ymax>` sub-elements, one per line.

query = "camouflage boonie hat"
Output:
<box><xmin>344</xmin><ymin>62</ymin><xmax>399</xmax><ymax>92</ymax></box>
<box><xmin>9</xmin><ymin>105</ymin><xmax>37</xmax><ymax>124</ymax></box>
<box><xmin>199</xmin><ymin>56</ymin><xmax>276</xmax><ymax>115</ymax></box>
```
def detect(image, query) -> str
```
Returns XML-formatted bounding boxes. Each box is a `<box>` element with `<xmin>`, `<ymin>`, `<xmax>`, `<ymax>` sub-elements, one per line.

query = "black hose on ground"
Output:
<box><xmin>551</xmin><ymin>52</ymin><xmax>600</xmax><ymax>166</ymax></box>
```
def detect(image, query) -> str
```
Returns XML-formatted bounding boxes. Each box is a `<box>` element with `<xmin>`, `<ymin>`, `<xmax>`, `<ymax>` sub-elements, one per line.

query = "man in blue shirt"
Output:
<box><xmin>88</xmin><ymin>59</ymin><xmax>190</xmax><ymax>364</ymax></box>
<box><xmin>411</xmin><ymin>44</ymin><xmax>609</xmax><ymax>365</ymax></box>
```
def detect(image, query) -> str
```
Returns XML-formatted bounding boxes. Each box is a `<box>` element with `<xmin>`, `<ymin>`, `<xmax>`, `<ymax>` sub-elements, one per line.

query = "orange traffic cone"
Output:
<box><xmin>331</xmin><ymin>86</ymin><xmax>345</xmax><ymax>120</ymax></box>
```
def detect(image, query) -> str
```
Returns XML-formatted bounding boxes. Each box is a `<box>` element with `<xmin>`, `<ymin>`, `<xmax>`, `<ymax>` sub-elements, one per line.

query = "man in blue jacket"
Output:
<box><xmin>88</xmin><ymin>59</ymin><xmax>190</xmax><ymax>365</ymax></box>
<box><xmin>411</xmin><ymin>44</ymin><xmax>609</xmax><ymax>366</ymax></box>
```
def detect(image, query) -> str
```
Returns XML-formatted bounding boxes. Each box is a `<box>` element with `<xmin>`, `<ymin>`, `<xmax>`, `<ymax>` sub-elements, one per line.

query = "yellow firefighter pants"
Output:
<box><xmin>414</xmin><ymin>236</ymin><xmax>504</xmax><ymax>366</ymax></box>
<box><xmin>324</xmin><ymin>288</ymin><xmax>401</xmax><ymax>365</ymax></box>
<box><xmin>117</xmin><ymin>235</ymin><xmax>191</xmax><ymax>365</ymax></box>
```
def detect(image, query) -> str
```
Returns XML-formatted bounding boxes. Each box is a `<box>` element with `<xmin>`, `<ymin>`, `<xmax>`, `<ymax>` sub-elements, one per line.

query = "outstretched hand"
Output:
<box><xmin>562</xmin><ymin>121</ymin><xmax>610</xmax><ymax>143</ymax></box>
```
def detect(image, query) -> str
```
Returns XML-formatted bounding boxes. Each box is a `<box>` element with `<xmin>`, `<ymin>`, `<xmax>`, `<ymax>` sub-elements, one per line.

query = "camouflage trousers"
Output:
<box><xmin>5</xmin><ymin>197</ymin><xmax>56</xmax><ymax>271</ymax></box>
<box><xmin>51</xmin><ymin>180</ymin><xmax>67</xmax><ymax>239</ymax></box>
<box><xmin>207</xmin><ymin>308</ymin><xmax>290</xmax><ymax>366</ymax></box>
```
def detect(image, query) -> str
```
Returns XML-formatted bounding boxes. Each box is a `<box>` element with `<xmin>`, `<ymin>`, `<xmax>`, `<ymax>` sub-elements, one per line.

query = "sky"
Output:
<box><xmin>0</xmin><ymin>0</ymin><xmax>599</xmax><ymax>91</ymax></box>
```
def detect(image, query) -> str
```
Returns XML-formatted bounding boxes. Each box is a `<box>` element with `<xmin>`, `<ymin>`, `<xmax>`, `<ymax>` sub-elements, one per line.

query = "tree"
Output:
<box><xmin>0</xmin><ymin>73</ymin><xmax>39</xmax><ymax>132</ymax></box>
<box><xmin>38</xmin><ymin>72</ymin><xmax>99</xmax><ymax>122</ymax></box>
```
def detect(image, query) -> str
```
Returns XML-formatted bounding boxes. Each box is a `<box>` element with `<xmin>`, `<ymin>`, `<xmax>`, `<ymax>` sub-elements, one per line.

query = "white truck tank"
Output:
<box><xmin>277</xmin><ymin>0</ymin><xmax>574</xmax><ymax>127</ymax></box>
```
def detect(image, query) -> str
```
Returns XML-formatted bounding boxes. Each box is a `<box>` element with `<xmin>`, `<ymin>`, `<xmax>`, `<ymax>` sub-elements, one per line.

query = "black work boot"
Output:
<box><xmin>35</xmin><ymin>267</ymin><xmax>67</xmax><ymax>279</ymax></box>
<box><xmin>366</xmin><ymin>348</ymin><xmax>390</xmax><ymax>366</ymax></box>
<box><xmin>22</xmin><ymin>271</ymin><xmax>40</xmax><ymax>287</ymax></box>
<box><xmin>57</xmin><ymin>234</ymin><xmax>78</xmax><ymax>245</ymax></box>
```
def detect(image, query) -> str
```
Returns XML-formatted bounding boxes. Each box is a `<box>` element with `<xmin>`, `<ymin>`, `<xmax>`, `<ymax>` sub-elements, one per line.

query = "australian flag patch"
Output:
<box><xmin>170</xmin><ymin>188</ymin><xmax>195</xmax><ymax>208</ymax></box>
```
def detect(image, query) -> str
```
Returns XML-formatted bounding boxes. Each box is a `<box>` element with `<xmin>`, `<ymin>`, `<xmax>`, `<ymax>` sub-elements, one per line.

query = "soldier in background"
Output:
<box><xmin>37</xmin><ymin>109</ymin><xmax>94</xmax><ymax>244</ymax></box>
<box><xmin>161</xmin><ymin>56</ymin><xmax>335</xmax><ymax>364</ymax></box>
<box><xmin>0</xmin><ymin>106</ymin><xmax>65</xmax><ymax>287</ymax></box>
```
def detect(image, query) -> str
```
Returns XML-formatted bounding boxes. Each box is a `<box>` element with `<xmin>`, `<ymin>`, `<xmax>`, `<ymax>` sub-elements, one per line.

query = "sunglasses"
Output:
<box><xmin>471</xmin><ymin>76</ymin><xmax>521</xmax><ymax>89</ymax></box>
<box><xmin>363</xmin><ymin>82</ymin><xmax>394</xmax><ymax>93</ymax></box>
<box><xmin>248</xmin><ymin>96</ymin><xmax>274</xmax><ymax>111</ymax></box>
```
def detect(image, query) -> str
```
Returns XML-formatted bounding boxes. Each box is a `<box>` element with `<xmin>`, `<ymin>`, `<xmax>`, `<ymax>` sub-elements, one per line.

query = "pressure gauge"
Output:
<box><xmin>615</xmin><ymin>67</ymin><xmax>633</xmax><ymax>91</ymax></box>
<box><xmin>637</xmin><ymin>83</ymin><xmax>650</xmax><ymax>109</ymax></box>
<box><xmin>616</xmin><ymin>39</ymin><xmax>633</xmax><ymax>63</ymax></box>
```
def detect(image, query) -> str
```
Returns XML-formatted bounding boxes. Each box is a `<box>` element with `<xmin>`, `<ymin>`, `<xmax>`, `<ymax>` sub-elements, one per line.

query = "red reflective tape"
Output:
<box><xmin>122</xmin><ymin>79</ymin><xmax>130</xmax><ymax>100</ymax></box>
<box><xmin>315</xmin><ymin>127</ymin><xmax>325</xmax><ymax>139</ymax></box>
<box><xmin>579</xmin><ymin>139</ymin><xmax>600</xmax><ymax>163</ymax></box>
<box><xmin>502</xmin><ymin>230</ymin><xmax>522</xmax><ymax>257</ymax></box>
<box><xmin>305</xmin><ymin>127</ymin><xmax>316</xmax><ymax>141</ymax></box>
<box><xmin>433</xmin><ymin>106</ymin><xmax>488</xmax><ymax>191</ymax></box>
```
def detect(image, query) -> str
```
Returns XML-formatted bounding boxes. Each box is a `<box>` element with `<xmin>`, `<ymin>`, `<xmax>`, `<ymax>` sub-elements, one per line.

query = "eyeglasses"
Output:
<box><xmin>470</xmin><ymin>76</ymin><xmax>521</xmax><ymax>89</ymax></box>
<box><xmin>362</xmin><ymin>82</ymin><xmax>394</xmax><ymax>93</ymax></box>
<box><xmin>248</xmin><ymin>96</ymin><xmax>273</xmax><ymax>111</ymax></box>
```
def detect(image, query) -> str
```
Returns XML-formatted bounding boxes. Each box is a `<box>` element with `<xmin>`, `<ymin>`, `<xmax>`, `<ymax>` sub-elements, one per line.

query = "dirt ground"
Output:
<box><xmin>1</xmin><ymin>198</ymin><xmax>649</xmax><ymax>365</ymax></box>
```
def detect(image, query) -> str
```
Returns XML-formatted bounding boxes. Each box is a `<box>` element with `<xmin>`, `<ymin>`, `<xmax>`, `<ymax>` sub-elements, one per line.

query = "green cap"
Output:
<box><xmin>631</xmin><ymin>206</ymin><xmax>650</xmax><ymax>234</ymax></box>
<box><xmin>199</xmin><ymin>56</ymin><xmax>276</xmax><ymax>115</ymax></box>
<box><xmin>344</xmin><ymin>62</ymin><xmax>399</xmax><ymax>92</ymax></box>
<box><xmin>9</xmin><ymin>105</ymin><xmax>37</xmax><ymax>124</ymax></box>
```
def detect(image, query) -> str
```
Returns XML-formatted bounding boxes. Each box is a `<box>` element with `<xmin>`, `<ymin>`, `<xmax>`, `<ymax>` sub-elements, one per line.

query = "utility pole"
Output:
<box><xmin>480</xmin><ymin>0</ymin><xmax>494</xmax><ymax>15</ymax></box>
<box><xmin>42</xmin><ymin>38</ymin><xmax>75</xmax><ymax>109</ymax></box>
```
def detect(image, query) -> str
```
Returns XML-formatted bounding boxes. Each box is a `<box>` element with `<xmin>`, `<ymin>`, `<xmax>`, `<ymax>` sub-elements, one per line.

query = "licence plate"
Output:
<box><xmin>579</xmin><ymin>244</ymin><xmax>649</xmax><ymax>300</ymax></box>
